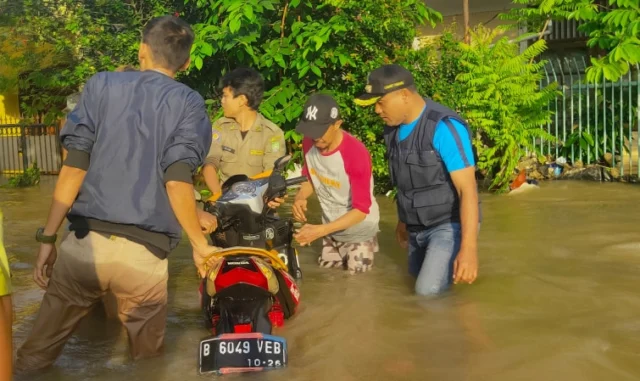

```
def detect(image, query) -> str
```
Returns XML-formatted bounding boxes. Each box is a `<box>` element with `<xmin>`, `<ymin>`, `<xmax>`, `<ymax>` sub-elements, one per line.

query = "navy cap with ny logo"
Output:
<box><xmin>295</xmin><ymin>93</ymin><xmax>341</xmax><ymax>139</ymax></box>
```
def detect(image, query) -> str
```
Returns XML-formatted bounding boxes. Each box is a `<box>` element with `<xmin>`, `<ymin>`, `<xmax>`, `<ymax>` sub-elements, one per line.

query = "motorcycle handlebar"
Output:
<box><xmin>285</xmin><ymin>176</ymin><xmax>308</xmax><ymax>187</ymax></box>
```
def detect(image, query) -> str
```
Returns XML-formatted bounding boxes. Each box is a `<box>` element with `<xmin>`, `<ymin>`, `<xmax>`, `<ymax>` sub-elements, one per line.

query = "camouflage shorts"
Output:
<box><xmin>318</xmin><ymin>236</ymin><xmax>379</xmax><ymax>275</ymax></box>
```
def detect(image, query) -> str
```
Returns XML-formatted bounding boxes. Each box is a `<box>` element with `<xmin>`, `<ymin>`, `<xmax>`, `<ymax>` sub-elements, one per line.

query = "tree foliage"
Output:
<box><xmin>503</xmin><ymin>0</ymin><xmax>640</xmax><ymax>83</ymax></box>
<box><xmin>1</xmin><ymin>0</ymin><xmax>563</xmax><ymax>194</ymax></box>
<box><xmin>456</xmin><ymin>27</ymin><xmax>559</xmax><ymax>192</ymax></box>
<box><xmin>0</xmin><ymin>0</ymin><xmax>175</xmax><ymax>121</ymax></box>
<box><xmin>184</xmin><ymin>0</ymin><xmax>442</xmax><ymax>190</ymax></box>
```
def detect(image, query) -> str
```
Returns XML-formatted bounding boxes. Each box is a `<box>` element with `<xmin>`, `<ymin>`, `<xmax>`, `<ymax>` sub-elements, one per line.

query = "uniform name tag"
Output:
<box><xmin>250</xmin><ymin>150</ymin><xmax>264</xmax><ymax>156</ymax></box>
<box><xmin>222</xmin><ymin>146</ymin><xmax>235</xmax><ymax>154</ymax></box>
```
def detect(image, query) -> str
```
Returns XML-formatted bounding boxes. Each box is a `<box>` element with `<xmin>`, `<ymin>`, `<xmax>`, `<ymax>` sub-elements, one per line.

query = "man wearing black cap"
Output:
<box><xmin>291</xmin><ymin>93</ymin><xmax>380</xmax><ymax>275</ymax></box>
<box><xmin>355</xmin><ymin>64</ymin><xmax>480</xmax><ymax>296</ymax></box>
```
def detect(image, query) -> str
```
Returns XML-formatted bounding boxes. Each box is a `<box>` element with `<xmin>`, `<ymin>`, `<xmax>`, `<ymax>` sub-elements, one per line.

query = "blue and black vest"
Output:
<box><xmin>383</xmin><ymin>98</ymin><xmax>481</xmax><ymax>231</ymax></box>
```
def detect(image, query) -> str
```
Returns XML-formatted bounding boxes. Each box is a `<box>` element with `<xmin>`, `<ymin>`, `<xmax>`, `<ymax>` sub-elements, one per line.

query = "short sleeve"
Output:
<box><xmin>433</xmin><ymin>118</ymin><xmax>475</xmax><ymax>173</ymax></box>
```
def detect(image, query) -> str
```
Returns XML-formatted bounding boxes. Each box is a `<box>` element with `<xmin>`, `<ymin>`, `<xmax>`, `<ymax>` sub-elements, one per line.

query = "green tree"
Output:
<box><xmin>185</xmin><ymin>0</ymin><xmax>442</xmax><ymax>190</ymax></box>
<box><xmin>503</xmin><ymin>0</ymin><xmax>640</xmax><ymax>83</ymax></box>
<box><xmin>457</xmin><ymin>27</ymin><xmax>559</xmax><ymax>192</ymax></box>
<box><xmin>1</xmin><ymin>0</ymin><xmax>562</xmax><ymax>194</ymax></box>
<box><xmin>0</xmin><ymin>0</ymin><xmax>177</xmax><ymax>120</ymax></box>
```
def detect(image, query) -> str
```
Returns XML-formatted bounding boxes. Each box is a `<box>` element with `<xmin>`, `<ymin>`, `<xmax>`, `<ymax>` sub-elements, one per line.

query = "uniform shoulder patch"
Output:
<box><xmin>271</xmin><ymin>139</ymin><xmax>281</xmax><ymax>152</ymax></box>
<box><xmin>211</xmin><ymin>129</ymin><xmax>221</xmax><ymax>143</ymax></box>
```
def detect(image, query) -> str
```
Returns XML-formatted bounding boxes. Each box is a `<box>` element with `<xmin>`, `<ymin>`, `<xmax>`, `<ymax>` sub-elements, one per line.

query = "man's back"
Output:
<box><xmin>62</xmin><ymin>70</ymin><xmax>212</xmax><ymax>252</ymax></box>
<box><xmin>15</xmin><ymin>16</ymin><xmax>223</xmax><ymax>374</ymax></box>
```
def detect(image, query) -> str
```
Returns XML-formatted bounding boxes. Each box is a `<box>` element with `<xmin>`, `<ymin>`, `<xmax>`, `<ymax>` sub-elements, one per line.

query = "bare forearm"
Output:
<box><xmin>325</xmin><ymin>209</ymin><xmax>366</xmax><ymax>235</ymax></box>
<box><xmin>166</xmin><ymin>181</ymin><xmax>208</xmax><ymax>248</ymax></box>
<box><xmin>43</xmin><ymin>165</ymin><xmax>86</xmax><ymax>236</ymax></box>
<box><xmin>202</xmin><ymin>164</ymin><xmax>221</xmax><ymax>195</ymax></box>
<box><xmin>294</xmin><ymin>181</ymin><xmax>314</xmax><ymax>201</ymax></box>
<box><xmin>459</xmin><ymin>187</ymin><xmax>479</xmax><ymax>251</ymax></box>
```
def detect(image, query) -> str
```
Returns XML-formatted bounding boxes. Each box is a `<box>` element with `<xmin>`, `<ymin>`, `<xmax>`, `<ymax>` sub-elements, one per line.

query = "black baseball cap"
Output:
<box><xmin>295</xmin><ymin>93</ymin><xmax>341</xmax><ymax>139</ymax></box>
<box><xmin>354</xmin><ymin>64</ymin><xmax>415</xmax><ymax>106</ymax></box>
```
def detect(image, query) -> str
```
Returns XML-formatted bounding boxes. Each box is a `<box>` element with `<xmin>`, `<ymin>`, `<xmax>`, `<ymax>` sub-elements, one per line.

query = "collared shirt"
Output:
<box><xmin>205</xmin><ymin>113</ymin><xmax>286</xmax><ymax>182</ymax></box>
<box><xmin>61</xmin><ymin>70</ymin><xmax>212</xmax><ymax>255</ymax></box>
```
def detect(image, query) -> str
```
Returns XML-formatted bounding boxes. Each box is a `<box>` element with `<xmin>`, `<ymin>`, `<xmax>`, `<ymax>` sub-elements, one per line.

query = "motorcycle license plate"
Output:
<box><xmin>198</xmin><ymin>333</ymin><xmax>287</xmax><ymax>374</ymax></box>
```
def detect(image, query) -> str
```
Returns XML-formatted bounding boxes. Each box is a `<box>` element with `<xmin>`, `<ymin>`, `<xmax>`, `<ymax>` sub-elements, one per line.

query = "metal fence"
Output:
<box><xmin>0</xmin><ymin>122</ymin><xmax>62</xmax><ymax>175</ymax></box>
<box><xmin>543</xmin><ymin>19</ymin><xmax>589</xmax><ymax>43</ymax></box>
<box><xmin>538</xmin><ymin>57</ymin><xmax>640</xmax><ymax>178</ymax></box>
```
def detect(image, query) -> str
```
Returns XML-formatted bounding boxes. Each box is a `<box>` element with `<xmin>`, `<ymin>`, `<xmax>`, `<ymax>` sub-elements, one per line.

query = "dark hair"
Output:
<box><xmin>142</xmin><ymin>16</ymin><xmax>195</xmax><ymax>72</ymax></box>
<box><xmin>220</xmin><ymin>68</ymin><xmax>265</xmax><ymax>110</ymax></box>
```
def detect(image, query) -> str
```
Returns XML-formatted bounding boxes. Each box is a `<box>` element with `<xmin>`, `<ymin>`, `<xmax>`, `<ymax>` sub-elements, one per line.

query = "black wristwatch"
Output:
<box><xmin>35</xmin><ymin>228</ymin><xmax>57</xmax><ymax>244</ymax></box>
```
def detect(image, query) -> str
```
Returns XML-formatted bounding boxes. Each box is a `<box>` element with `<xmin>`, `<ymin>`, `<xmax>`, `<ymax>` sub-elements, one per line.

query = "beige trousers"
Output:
<box><xmin>15</xmin><ymin>231</ymin><xmax>168</xmax><ymax>372</ymax></box>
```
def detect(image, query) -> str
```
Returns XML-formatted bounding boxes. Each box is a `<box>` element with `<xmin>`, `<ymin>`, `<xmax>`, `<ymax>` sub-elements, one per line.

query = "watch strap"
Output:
<box><xmin>36</xmin><ymin>228</ymin><xmax>57</xmax><ymax>244</ymax></box>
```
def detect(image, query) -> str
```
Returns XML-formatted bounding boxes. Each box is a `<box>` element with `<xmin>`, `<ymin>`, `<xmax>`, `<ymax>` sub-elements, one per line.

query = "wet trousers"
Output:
<box><xmin>15</xmin><ymin>231</ymin><xmax>168</xmax><ymax>372</ymax></box>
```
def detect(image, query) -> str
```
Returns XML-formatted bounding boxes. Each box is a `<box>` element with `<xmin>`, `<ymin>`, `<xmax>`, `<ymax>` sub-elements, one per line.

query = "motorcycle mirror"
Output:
<box><xmin>273</xmin><ymin>155</ymin><xmax>291</xmax><ymax>171</ymax></box>
<box><xmin>221</xmin><ymin>174</ymin><xmax>250</xmax><ymax>194</ymax></box>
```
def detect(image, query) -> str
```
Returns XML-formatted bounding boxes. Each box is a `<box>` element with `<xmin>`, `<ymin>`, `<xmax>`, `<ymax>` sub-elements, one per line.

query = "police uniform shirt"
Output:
<box><xmin>205</xmin><ymin>113</ymin><xmax>286</xmax><ymax>182</ymax></box>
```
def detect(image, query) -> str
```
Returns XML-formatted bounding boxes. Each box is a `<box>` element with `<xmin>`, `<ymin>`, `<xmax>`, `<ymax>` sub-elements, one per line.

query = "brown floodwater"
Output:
<box><xmin>2</xmin><ymin>176</ymin><xmax>640</xmax><ymax>381</ymax></box>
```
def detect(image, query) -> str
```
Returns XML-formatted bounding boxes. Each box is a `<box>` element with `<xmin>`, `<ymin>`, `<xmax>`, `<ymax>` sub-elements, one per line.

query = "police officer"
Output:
<box><xmin>355</xmin><ymin>64</ymin><xmax>481</xmax><ymax>296</ymax></box>
<box><xmin>203</xmin><ymin>68</ymin><xmax>286</xmax><ymax>194</ymax></box>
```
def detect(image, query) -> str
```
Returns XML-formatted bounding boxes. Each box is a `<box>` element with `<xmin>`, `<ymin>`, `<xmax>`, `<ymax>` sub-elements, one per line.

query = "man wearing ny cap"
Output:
<box><xmin>290</xmin><ymin>93</ymin><xmax>380</xmax><ymax>275</ymax></box>
<box><xmin>355</xmin><ymin>64</ymin><xmax>481</xmax><ymax>296</ymax></box>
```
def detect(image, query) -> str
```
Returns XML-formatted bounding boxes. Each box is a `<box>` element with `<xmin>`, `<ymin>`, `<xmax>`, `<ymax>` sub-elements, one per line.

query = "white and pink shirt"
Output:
<box><xmin>301</xmin><ymin>132</ymin><xmax>380</xmax><ymax>243</ymax></box>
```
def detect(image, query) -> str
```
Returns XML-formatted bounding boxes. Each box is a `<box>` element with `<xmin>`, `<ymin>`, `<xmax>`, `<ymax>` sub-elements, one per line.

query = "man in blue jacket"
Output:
<box><xmin>15</xmin><ymin>15</ymin><xmax>218</xmax><ymax>372</ymax></box>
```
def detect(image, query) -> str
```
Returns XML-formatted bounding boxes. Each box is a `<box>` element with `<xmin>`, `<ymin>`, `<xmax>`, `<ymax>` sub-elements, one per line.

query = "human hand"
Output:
<box><xmin>396</xmin><ymin>222</ymin><xmax>408</xmax><ymax>249</ymax></box>
<box><xmin>453</xmin><ymin>247</ymin><xmax>478</xmax><ymax>284</ymax></box>
<box><xmin>293</xmin><ymin>224</ymin><xmax>327</xmax><ymax>246</ymax></box>
<box><xmin>196</xmin><ymin>209</ymin><xmax>218</xmax><ymax>234</ymax></box>
<box><xmin>192</xmin><ymin>244</ymin><xmax>222</xmax><ymax>278</ymax></box>
<box><xmin>292</xmin><ymin>198</ymin><xmax>308</xmax><ymax>222</ymax></box>
<box><xmin>267</xmin><ymin>195</ymin><xmax>287</xmax><ymax>209</ymax></box>
<box><xmin>34</xmin><ymin>243</ymin><xmax>57</xmax><ymax>289</ymax></box>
